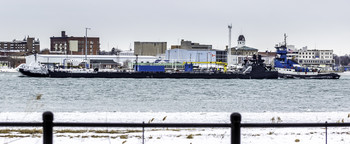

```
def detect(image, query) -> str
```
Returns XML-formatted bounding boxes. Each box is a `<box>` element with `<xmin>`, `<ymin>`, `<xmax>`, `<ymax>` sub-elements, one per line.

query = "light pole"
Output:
<box><xmin>85</xmin><ymin>27</ymin><xmax>91</xmax><ymax>68</ymax></box>
<box><xmin>228</xmin><ymin>24</ymin><xmax>232</xmax><ymax>66</ymax></box>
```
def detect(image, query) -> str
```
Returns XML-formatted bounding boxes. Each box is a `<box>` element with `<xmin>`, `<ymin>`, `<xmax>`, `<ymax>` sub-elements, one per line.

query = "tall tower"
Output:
<box><xmin>227</xmin><ymin>24</ymin><xmax>232</xmax><ymax>67</ymax></box>
<box><xmin>237</xmin><ymin>35</ymin><xmax>245</xmax><ymax>48</ymax></box>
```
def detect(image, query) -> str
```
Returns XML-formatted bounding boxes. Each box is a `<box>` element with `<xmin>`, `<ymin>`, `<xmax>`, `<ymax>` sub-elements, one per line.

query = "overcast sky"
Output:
<box><xmin>1</xmin><ymin>0</ymin><xmax>349</xmax><ymax>55</ymax></box>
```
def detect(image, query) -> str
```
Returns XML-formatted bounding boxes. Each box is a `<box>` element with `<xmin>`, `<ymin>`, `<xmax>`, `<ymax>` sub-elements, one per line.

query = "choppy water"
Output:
<box><xmin>0</xmin><ymin>72</ymin><xmax>349</xmax><ymax>113</ymax></box>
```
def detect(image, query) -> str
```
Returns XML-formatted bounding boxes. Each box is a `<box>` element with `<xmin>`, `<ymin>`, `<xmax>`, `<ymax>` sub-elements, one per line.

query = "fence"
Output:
<box><xmin>1</xmin><ymin>112</ymin><xmax>350</xmax><ymax>144</ymax></box>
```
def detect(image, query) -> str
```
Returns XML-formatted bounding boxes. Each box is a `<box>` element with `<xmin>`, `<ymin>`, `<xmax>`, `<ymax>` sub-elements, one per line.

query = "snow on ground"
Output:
<box><xmin>0</xmin><ymin>112</ymin><xmax>350</xmax><ymax>144</ymax></box>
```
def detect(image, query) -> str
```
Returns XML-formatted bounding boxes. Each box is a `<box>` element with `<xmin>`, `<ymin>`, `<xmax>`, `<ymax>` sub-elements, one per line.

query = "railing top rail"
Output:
<box><xmin>0</xmin><ymin>122</ymin><xmax>42</xmax><ymax>127</ymax></box>
<box><xmin>2</xmin><ymin>122</ymin><xmax>350</xmax><ymax>128</ymax></box>
<box><xmin>242</xmin><ymin>123</ymin><xmax>350</xmax><ymax>127</ymax></box>
<box><xmin>54</xmin><ymin>122</ymin><xmax>231</xmax><ymax>128</ymax></box>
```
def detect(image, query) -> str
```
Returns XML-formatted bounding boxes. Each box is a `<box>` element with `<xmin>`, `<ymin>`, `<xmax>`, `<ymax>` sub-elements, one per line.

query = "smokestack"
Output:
<box><xmin>61</xmin><ymin>31</ymin><xmax>66</xmax><ymax>37</ymax></box>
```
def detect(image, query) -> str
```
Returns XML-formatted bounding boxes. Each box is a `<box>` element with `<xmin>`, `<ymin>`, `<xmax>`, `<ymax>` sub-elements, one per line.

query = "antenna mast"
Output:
<box><xmin>284</xmin><ymin>33</ymin><xmax>288</xmax><ymax>46</ymax></box>
<box><xmin>228</xmin><ymin>24</ymin><xmax>232</xmax><ymax>49</ymax></box>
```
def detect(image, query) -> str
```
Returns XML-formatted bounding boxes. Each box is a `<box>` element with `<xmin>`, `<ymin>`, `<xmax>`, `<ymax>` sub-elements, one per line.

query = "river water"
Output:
<box><xmin>0</xmin><ymin>72</ymin><xmax>349</xmax><ymax>113</ymax></box>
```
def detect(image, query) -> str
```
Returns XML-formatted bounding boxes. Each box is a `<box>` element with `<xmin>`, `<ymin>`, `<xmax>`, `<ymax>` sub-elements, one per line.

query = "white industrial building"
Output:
<box><xmin>165</xmin><ymin>49</ymin><xmax>216</xmax><ymax>63</ymax></box>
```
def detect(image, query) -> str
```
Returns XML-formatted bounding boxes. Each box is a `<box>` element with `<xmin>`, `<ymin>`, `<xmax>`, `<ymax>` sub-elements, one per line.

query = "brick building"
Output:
<box><xmin>0</xmin><ymin>36</ymin><xmax>39</xmax><ymax>67</ymax></box>
<box><xmin>0</xmin><ymin>36</ymin><xmax>40</xmax><ymax>55</ymax></box>
<box><xmin>50</xmin><ymin>31</ymin><xmax>100</xmax><ymax>55</ymax></box>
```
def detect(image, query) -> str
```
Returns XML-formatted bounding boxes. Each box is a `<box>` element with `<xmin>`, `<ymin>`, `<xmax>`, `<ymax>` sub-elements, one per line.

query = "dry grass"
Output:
<box><xmin>186</xmin><ymin>134</ymin><xmax>194</xmax><ymax>139</ymax></box>
<box><xmin>0</xmin><ymin>129</ymin><xmax>42</xmax><ymax>134</ymax></box>
<box><xmin>120</xmin><ymin>135</ymin><xmax>128</xmax><ymax>139</ymax></box>
<box><xmin>0</xmin><ymin>135</ymin><xmax>30</xmax><ymax>138</ymax></box>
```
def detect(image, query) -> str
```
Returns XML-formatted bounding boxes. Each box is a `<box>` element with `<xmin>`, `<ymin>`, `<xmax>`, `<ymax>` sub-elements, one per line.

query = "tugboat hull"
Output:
<box><xmin>278</xmin><ymin>73</ymin><xmax>340</xmax><ymax>79</ymax></box>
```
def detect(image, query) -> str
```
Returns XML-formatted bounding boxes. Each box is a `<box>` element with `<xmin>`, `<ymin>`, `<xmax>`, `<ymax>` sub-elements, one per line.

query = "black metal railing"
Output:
<box><xmin>1</xmin><ymin>112</ymin><xmax>350</xmax><ymax>144</ymax></box>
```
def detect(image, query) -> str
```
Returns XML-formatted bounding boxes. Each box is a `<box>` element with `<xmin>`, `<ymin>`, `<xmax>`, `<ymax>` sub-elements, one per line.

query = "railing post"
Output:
<box><xmin>231</xmin><ymin>113</ymin><xmax>241</xmax><ymax>144</ymax></box>
<box><xmin>43</xmin><ymin>111</ymin><xmax>54</xmax><ymax>144</ymax></box>
<box><xmin>142</xmin><ymin>121</ymin><xmax>145</xmax><ymax>144</ymax></box>
<box><xmin>325</xmin><ymin>121</ymin><xmax>328</xmax><ymax>144</ymax></box>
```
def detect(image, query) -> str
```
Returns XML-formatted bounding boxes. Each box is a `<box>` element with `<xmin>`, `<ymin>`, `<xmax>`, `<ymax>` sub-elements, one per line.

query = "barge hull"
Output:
<box><xmin>48</xmin><ymin>71</ymin><xmax>278</xmax><ymax>79</ymax></box>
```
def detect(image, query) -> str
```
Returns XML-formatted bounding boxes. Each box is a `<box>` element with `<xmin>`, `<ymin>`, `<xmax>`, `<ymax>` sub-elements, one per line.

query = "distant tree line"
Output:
<box><xmin>99</xmin><ymin>47</ymin><xmax>122</xmax><ymax>55</ymax></box>
<box><xmin>334</xmin><ymin>54</ymin><xmax>350</xmax><ymax>66</ymax></box>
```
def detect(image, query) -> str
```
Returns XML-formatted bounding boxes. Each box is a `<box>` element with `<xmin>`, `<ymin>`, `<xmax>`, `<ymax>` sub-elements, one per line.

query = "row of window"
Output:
<box><xmin>299</xmin><ymin>52</ymin><xmax>332</xmax><ymax>55</ymax></box>
<box><xmin>0</xmin><ymin>47</ymin><xmax>26</xmax><ymax>50</ymax></box>
<box><xmin>54</xmin><ymin>44</ymin><xmax>94</xmax><ymax>51</ymax></box>
<box><xmin>299</xmin><ymin>56</ymin><xmax>332</xmax><ymax>59</ymax></box>
<box><xmin>299</xmin><ymin>60</ymin><xmax>332</xmax><ymax>64</ymax></box>
<box><xmin>235</xmin><ymin>52</ymin><xmax>257</xmax><ymax>55</ymax></box>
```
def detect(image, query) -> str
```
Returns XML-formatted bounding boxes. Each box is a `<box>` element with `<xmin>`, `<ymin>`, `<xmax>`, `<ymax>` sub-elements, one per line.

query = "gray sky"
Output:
<box><xmin>1</xmin><ymin>0</ymin><xmax>349</xmax><ymax>55</ymax></box>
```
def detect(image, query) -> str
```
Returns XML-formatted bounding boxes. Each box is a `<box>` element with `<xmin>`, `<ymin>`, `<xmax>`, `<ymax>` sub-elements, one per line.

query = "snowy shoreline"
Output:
<box><xmin>1</xmin><ymin>112</ymin><xmax>350</xmax><ymax>144</ymax></box>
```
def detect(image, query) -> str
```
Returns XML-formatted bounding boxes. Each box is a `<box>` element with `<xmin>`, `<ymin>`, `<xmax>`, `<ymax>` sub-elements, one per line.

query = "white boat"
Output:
<box><xmin>17</xmin><ymin>62</ymin><xmax>49</xmax><ymax>77</ymax></box>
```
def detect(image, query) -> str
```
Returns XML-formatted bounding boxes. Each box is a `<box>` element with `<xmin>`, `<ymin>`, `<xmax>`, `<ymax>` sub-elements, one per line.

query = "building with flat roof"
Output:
<box><xmin>50</xmin><ymin>31</ymin><xmax>100</xmax><ymax>55</ymax></box>
<box><xmin>171</xmin><ymin>40</ymin><xmax>212</xmax><ymax>50</ymax></box>
<box><xmin>0</xmin><ymin>36</ymin><xmax>39</xmax><ymax>67</ymax></box>
<box><xmin>166</xmin><ymin>49</ymin><xmax>216</xmax><ymax>63</ymax></box>
<box><xmin>0</xmin><ymin>36</ymin><xmax>40</xmax><ymax>55</ymax></box>
<box><xmin>134</xmin><ymin>42</ymin><xmax>167</xmax><ymax>56</ymax></box>
<box><xmin>297</xmin><ymin>46</ymin><xmax>334</xmax><ymax>68</ymax></box>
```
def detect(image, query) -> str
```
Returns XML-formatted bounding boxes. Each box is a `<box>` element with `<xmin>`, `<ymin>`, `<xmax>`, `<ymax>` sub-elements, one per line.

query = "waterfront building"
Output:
<box><xmin>165</xmin><ymin>49</ymin><xmax>216</xmax><ymax>63</ymax></box>
<box><xmin>167</xmin><ymin>40</ymin><xmax>218</xmax><ymax>63</ymax></box>
<box><xmin>228</xmin><ymin>35</ymin><xmax>258</xmax><ymax>66</ymax></box>
<box><xmin>0</xmin><ymin>36</ymin><xmax>40</xmax><ymax>55</ymax></box>
<box><xmin>50</xmin><ymin>31</ymin><xmax>100</xmax><ymax>55</ymax></box>
<box><xmin>297</xmin><ymin>46</ymin><xmax>334</xmax><ymax>68</ymax></box>
<box><xmin>134</xmin><ymin>42</ymin><xmax>167</xmax><ymax>56</ymax></box>
<box><xmin>0</xmin><ymin>36</ymin><xmax>39</xmax><ymax>67</ymax></box>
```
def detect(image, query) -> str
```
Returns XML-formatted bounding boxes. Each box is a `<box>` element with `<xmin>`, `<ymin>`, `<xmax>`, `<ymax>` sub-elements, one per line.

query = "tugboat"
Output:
<box><xmin>274</xmin><ymin>34</ymin><xmax>340</xmax><ymax>79</ymax></box>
